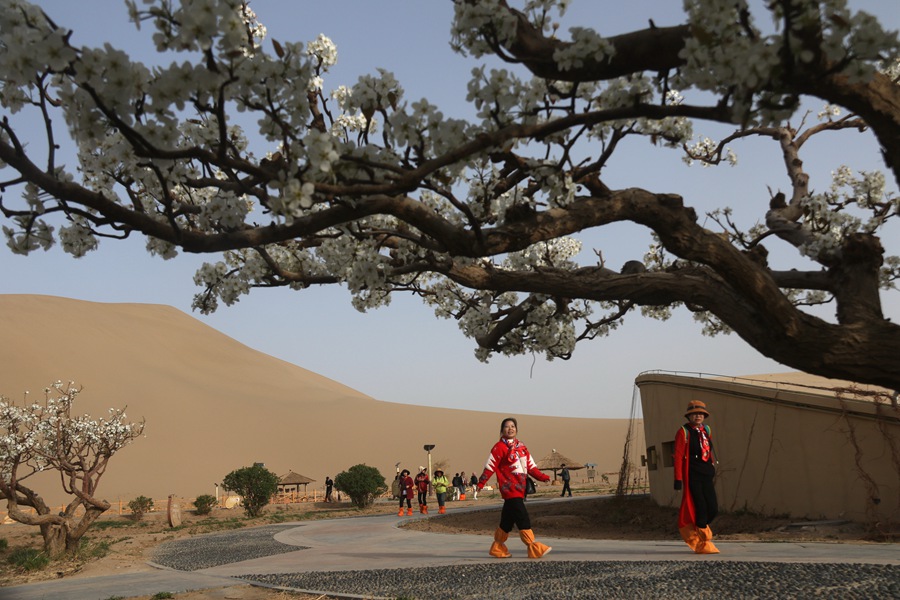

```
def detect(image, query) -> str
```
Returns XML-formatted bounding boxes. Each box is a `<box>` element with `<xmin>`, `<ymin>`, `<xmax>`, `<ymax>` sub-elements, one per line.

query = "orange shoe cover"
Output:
<box><xmin>519</xmin><ymin>529</ymin><xmax>552</xmax><ymax>558</ymax></box>
<box><xmin>695</xmin><ymin>526</ymin><xmax>720</xmax><ymax>554</ymax></box>
<box><xmin>679</xmin><ymin>525</ymin><xmax>700</xmax><ymax>552</ymax></box>
<box><xmin>489</xmin><ymin>527</ymin><xmax>511</xmax><ymax>558</ymax></box>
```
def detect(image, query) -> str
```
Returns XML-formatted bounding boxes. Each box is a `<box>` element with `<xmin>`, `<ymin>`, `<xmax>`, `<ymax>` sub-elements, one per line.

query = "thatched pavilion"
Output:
<box><xmin>277</xmin><ymin>471</ymin><xmax>315</xmax><ymax>501</ymax></box>
<box><xmin>535</xmin><ymin>449</ymin><xmax>585</xmax><ymax>481</ymax></box>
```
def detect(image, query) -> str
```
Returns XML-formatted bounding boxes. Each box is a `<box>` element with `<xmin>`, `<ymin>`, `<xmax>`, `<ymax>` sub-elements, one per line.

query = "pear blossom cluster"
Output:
<box><xmin>126</xmin><ymin>0</ymin><xmax>266</xmax><ymax>55</ymax></box>
<box><xmin>0</xmin><ymin>381</ymin><xmax>144</xmax><ymax>498</ymax></box>
<box><xmin>553</xmin><ymin>27</ymin><xmax>616</xmax><ymax>72</ymax></box>
<box><xmin>683</xmin><ymin>136</ymin><xmax>738</xmax><ymax>167</ymax></box>
<box><xmin>450</xmin><ymin>0</ymin><xmax>520</xmax><ymax>58</ymax></box>
<box><xmin>798</xmin><ymin>166</ymin><xmax>898</xmax><ymax>262</ymax></box>
<box><xmin>676</xmin><ymin>0</ymin><xmax>900</xmax><ymax>123</ymax></box>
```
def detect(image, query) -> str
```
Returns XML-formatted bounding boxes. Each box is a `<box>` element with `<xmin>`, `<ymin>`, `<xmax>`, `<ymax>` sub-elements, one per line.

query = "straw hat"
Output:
<box><xmin>684</xmin><ymin>400</ymin><xmax>710</xmax><ymax>418</ymax></box>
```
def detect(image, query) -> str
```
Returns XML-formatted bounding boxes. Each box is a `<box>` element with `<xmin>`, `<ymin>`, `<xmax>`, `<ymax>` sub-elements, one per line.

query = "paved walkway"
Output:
<box><xmin>4</xmin><ymin>497</ymin><xmax>899</xmax><ymax>600</ymax></box>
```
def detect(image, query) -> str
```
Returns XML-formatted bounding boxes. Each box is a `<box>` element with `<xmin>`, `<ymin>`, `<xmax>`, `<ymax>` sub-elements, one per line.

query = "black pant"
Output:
<box><xmin>560</xmin><ymin>480</ymin><xmax>571</xmax><ymax>496</ymax></box>
<box><xmin>688</xmin><ymin>472</ymin><xmax>718</xmax><ymax>528</ymax></box>
<box><xmin>499</xmin><ymin>497</ymin><xmax>531</xmax><ymax>533</ymax></box>
<box><xmin>399</xmin><ymin>496</ymin><xmax>411</xmax><ymax>508</ymax></box>
<box><xmin>417</xmin><ymin>491</ymin><xmax>427</xmax><ymax>506</ymax></box>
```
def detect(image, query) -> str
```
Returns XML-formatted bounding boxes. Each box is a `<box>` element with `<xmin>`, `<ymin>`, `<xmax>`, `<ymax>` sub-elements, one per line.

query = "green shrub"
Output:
<box><xmin>222</xmin><ymin>465</ymin><xmax>279</xmax><ymax>518</ymax></box>
<box><xmin>0</xmin><ymin>538</ymin><xmax>8</xmax><ymax>551</ymax></box>
<box><xmin>334</xmin><ymin>464</ymin><xmax>387</xmax><ymax>509</ymax></box>
<box><xmin>7</xmin><ymin>547</ymin><xmax>50</xmax><ymax>571</ymax></box>
<box><xmin>128</xmin><ymin>496</ymin><xmax>154</xmax><ymax>520</ymax></box>
<box><xmin>193</xmin><ymin>494</ymin><xmax>217</xmax><ymax>516</ymax></box>
<box><xmin>151</xmin><ymin>593</ymin><xmax>174</xmax><ymax>599</ymax></box>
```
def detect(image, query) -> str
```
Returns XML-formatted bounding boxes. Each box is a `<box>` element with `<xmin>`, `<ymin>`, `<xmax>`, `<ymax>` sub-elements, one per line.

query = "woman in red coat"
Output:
<box><xmin>397</xmin><ymin>469</ymin><xmax>415</xmax><ymax>517</ymax></box>
<box><xmin>673</xmin><ymin>400</ymin><xmax>720</xmax><ymax>554</ymax></box>
<box><xmin>476</xmin><ymin>417</ymin><xmax>552</xmax><ymax>558</ymax></box>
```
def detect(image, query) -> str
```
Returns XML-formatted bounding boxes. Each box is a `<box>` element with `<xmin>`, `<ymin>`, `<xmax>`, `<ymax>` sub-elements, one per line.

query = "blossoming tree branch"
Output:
<box><xmin>1</xmin><ymin>1</ymin><xmax>900</xmax><ymax>388</ymax></box>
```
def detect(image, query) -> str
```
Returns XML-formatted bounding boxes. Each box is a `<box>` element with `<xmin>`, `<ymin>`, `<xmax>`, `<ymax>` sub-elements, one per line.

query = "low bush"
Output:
<box><xmin>222</xmin><ymin>465</ymin><xmax>279</xmax><ymax>518</ymax></box>
<box><xmin>128</xmin><ymin>496</ymin><xmax>154</xmax><ymax>521</ymax></box>
<box><xmin>334</xmin><ymin>464</ymin><xmax>387</xmax><ymax>509</ymax></box>
<box><xmin>193</xmin><ymin>494</ymin><xmax>217</xmax><ymax>516</ymax></box>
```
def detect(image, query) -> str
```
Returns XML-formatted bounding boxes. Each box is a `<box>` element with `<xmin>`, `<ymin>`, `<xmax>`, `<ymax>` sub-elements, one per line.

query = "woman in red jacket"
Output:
<box><xmin>476</xmin><ymin>417</ymin><xmax>552</xmax><ymax>558</ymax></box>
<box><xmin>673</xmin><ymin>400</ymin><xmax>720</xmax><ymax>554</ymax></box>
<box><xmin>397</xmin><ymin>469</ymin><xmax>415</xmax><ymax>517</ymax></box>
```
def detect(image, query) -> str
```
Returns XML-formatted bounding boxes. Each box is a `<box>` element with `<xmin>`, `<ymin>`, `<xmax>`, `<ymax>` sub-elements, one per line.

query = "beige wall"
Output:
<box><xmin>636</xmin><ymin>373</ymin><xmax>900</xmax><ymax>523</ymax></box>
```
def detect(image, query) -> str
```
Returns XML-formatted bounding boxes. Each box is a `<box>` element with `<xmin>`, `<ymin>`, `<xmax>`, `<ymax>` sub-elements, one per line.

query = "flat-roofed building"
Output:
<box><xmin>636</xmin><ymin>371</ymin><xmax>899</xmax><ymax>524</ymax></box>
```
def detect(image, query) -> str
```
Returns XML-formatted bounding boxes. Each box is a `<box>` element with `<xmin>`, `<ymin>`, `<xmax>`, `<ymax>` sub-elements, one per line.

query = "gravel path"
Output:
<box><xmin>150</xmin><ymin>524</ymin><xmax>307</xmax><ymax>571</ymax></box>
<box><xmin>151</xmin><ymin>524</ymin><xmax>900</xmax><ymax>599</ymax></box>
<box><xmin>243</xmin><ymin>561</ymin><xmax>900</xmax><ymax>600</ymax></box>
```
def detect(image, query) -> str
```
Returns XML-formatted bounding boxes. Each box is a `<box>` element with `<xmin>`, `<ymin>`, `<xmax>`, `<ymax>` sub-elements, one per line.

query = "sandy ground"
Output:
<box><xmin>1</xmin><ymin>486</ymin><xmax>884</xmax><ymax>600</ymax></box>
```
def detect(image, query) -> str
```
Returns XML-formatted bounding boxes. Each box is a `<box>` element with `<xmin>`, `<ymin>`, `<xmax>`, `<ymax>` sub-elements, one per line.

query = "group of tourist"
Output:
<box><xmin>393</xmin><ymin>466</ymin><xmax>480</xmax><ymax>516</ymax></box>
<box><xmin>394</xmin><ymin>416</ymin><xmax>553</xmax><ymax>558</ymax></box>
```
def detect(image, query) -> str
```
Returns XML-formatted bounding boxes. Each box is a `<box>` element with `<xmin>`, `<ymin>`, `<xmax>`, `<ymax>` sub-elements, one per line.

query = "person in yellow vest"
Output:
<box><xmin>674</xmin><ymin>400</ymin><xmax>720</xmax><ymax>554</ymax></box>
<box><xmin>432</xmin><ymin>469</ymin><xmax>451</xmax><ymax>514</ymax></box>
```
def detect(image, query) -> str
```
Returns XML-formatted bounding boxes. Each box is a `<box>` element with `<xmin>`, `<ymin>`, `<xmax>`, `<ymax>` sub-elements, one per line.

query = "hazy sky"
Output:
<box><xmin>2</xmin><ymin>1</ymin><xmax>898</xmax><ymax>418</ymax></box>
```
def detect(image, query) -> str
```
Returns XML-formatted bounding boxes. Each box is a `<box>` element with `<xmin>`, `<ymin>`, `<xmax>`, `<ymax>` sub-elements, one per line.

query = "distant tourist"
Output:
<box><xmin>469</xmin><ymin>472</ymin><xmax>478</xmax><ymax>500</ymax></box>
<box><xmin>415</xmin><ymin>466</ymin><xmax>431</xmax><ymax>514</ymax></box>
<box><xmin>674</xmin><ymin>400</ymin><xmax>720</xmax><ymax>554</ymax></box>
<box><xmin>459</xmin><ymin>470</ymin><xmax>467</xmax><ymax>500</ymax></box>
<box><xmin>432</xmin><ymin>469</ymin><xmax>451</xmax><ymax>514</ymax></box>
<box><xmin>325</xmin><ymin>475</ymin><xmax>334</xmax><ymax>502</ymax></box>
<box><xmin>559</xmin><ymin>464</ymin><xmax>571</xmax><ymax>497</ymax></box>
<box><xmin>391</xmin><ymin>474</ymin><xmax>401</xmax><ymax>500</ymax></box>
<box><xmin>451</xmin><ymin>473</ymin><xmax>462</xmax><ymax>501</ymax></box>
<box><xmin>397</xmin><ymin>469</ymin><xmax>415</xmax><ymax>517</ymax></box>
<box><xmin>475</xmin><ymin>417</ymin><xmax>552</xmax><ymax>558</ymax></box>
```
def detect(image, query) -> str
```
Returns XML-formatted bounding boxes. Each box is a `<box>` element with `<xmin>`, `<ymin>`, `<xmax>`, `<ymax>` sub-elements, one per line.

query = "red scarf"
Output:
<box><xmin>693</xmin><ymin>425</ymin><xmax>711</xmax><ymax>461</ymax></box>
<box><xmin>506</xmin><ymin>438</ymin><xmax>520</xmax><ymax>463</ymax></box>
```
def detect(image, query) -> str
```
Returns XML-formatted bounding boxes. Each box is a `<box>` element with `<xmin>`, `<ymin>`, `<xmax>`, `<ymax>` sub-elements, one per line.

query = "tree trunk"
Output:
<box><xmin>40</xmin><ymin>522</ymin><xmax>68</xmax><ymax>559</ymax></box>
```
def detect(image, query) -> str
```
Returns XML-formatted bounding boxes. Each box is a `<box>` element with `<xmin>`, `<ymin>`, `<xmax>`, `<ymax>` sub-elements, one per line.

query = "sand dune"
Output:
<box><xmin>0</xmin><ymin>295</ymin><xmax>636</xmax><ymax>507</ymax></box>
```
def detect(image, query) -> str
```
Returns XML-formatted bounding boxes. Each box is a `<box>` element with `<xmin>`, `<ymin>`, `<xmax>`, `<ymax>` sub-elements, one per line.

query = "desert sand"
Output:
<box><xmin>0</xmin><ymin>294</ymin><xmax>639</xmax><ymax>509</ymax></box>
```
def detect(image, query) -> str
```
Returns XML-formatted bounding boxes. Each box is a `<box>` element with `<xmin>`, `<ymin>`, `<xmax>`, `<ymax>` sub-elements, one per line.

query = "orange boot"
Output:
<box><xmin>422</xmin><ymin>504</ymin><xmax>428</xmax><ymax>514</ymax></box>
<box><xmin>398</xmin><ymin>507</ymin><xmax>404</xmax><ymax>517</ymax></box>
<box><xmin>418</xmin><ymin>503</ymin><xmax>424</xmax><ymax>514</ymax></box>
<box><xmin>678</xmin><ymin>525</ymin><xmax>700</xmax><ymax>551</ymax></box>
<box><xmin>695</xmin><ymin>525</ymin><xmax>720</xmax><ymax>554</ymax></box>
<box><xmin>489</xmin><ymin>527</ymin><xmax>512</xmax><ymax>558</ymax></box>
<box><xmin>406</xmin><ymin>507</ymin><xmax>413</xmax><ymax>516</ymax></box>
<box><xmin>519</xmin><ymin>529</ymin><xmax>552</xmax><ymax>558</ymax></box>
<box><xmin>438</xmin><ymin>506</ymin><xmax>446</xmax><ymax>514</ymax></box>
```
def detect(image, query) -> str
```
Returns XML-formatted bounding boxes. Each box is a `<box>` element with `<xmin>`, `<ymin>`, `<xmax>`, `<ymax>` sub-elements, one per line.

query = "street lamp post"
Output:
<box><xmin>423</xmin><ymin>444</ymin><xmax>435</xmax><ymax>485</ymax></box>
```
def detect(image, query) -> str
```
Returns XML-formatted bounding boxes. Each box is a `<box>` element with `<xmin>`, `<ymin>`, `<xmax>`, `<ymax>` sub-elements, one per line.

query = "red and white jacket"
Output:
<box><xmin>477</xmin><ymin>437</ymin><xmax>549</xmax><ymax>499</ymax></box>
